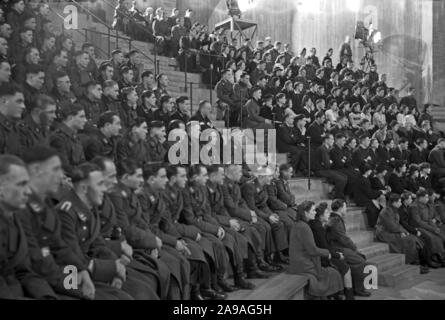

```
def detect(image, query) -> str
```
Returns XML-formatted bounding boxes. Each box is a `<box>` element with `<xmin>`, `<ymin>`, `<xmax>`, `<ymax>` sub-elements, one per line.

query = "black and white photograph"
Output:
<box><xmin>0</xmin><ymin>0</ymin><xmax>445</xmax><ymax>307</ymax></box>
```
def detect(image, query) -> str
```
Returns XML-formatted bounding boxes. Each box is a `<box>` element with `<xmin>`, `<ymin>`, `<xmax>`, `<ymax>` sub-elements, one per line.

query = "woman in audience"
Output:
<box><xmin>309</xmin><ymin>202</ymin><xmax>355</xmax><ymax>300</ymax></box>
<box><xmin>289</xmin><ymin>201</ymin><xmax>344</xmax><ymax>300</ymax></box>
<box><xmin>373</xmin><ymin>103</ymin><xmax>387</xmax><ymax>128</ymax></box>
<box><xmin>388</xmin><ymin>160</ymin><xmax>408</xmax><ymax>195</ymax></box>
<box><xmin>349</xmin><ymin>102</ymin><xmax>362</xmax><ymax>129</ymax></box>
<box><xmin>376</xmin><ymin>193</ymin><xmax>420</xmax><ymax>265</ymax></box>
<box><xmin>406</xmin><ymin>164</ymin><xmax>421</xmax><ymax>193</ymax></box>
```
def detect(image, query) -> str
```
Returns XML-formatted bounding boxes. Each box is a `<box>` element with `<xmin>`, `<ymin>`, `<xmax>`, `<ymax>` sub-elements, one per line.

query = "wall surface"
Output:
<box><xmin>292</xmin><ymin>0</ymin><xmax>433</xmax><ymax>104</ymax></box>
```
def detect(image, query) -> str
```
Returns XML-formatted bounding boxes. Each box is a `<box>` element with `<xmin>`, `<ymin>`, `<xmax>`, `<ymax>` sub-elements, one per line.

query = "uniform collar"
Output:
<box><xmin>58</xmin><ymin>123</ymin><xmax>77</xmax><ymax>138</ymax></box>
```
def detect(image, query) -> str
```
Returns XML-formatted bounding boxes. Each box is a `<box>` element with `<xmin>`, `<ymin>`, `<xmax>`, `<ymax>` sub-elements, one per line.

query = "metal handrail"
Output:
<box><xmin>49</xmin><ymin>7</ymin><xmax>110</xmax><ymax>58</ymax></box>
<box><xmin>99</xmin><ymin>0</ymin><xmax>157</xmax><ymax>65</ymax></box>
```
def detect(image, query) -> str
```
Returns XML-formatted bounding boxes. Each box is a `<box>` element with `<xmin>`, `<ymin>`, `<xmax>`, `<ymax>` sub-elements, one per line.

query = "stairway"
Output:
<box><xmin>288</xmin><ymin>176</ymin><xmax>419</xmax><ymax>289</ymax></box>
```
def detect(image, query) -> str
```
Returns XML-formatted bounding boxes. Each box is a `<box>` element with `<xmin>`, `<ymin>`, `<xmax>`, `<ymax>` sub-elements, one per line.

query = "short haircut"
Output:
<box><xmin>90</xmin><ymin>156</ymin><xmax>113</xmax><ymax>171</ymax></box>
<box><xmin>419</xmin><ymin>162</ymin><xmax>431</xmax><ymax>170</ymax></box>
<box><xmin>116</xmin><ymin>158</ymin><xmax>140</xmax><ymax>178</ymax></box>
<box><xmin>60</xmin><ymin>104</ymin><xmax>84</xmax><ymax>121</ymax></box>
<box><xmin>31</xmin><ymin>94</ymin><xmax>56</xmax><ymax>112</ymax></box>
<box><xmin>81</xmin><ymin>42</ymin><xmax>94</xmax><ymax>50</ymax></box>
<box><xmin>70</xmin><ymin>162</ymin><xmax>101</xmax><ymax>184</ymax></box>
<box><xmin>198</xmin><ymin>100</ymin><xmax>210</xmax><ymax>110</ymax></box>
<box><xmin>25</xmin><ymin>64</ymin><xmax>44</xmax><ymax>76</ymax></box>
<box><xmin>416</xmin><ymin>189</ymin><xmax>427</xmax><ymax>198</ymax></box>
<box><xmin>331</xmin><ymin>199</ymin><xmax>345</xmax><ymax>211</ymax></box>
<box><xmin>160</xmin><ymin>94</ymin><xmax>172</xmax><ymax>105</ymax></box>
<box><xmin>0</xmin><ymin>154</ymin><xmax>25</xmax><ymax>177</ymax></box>
<box><xmin>141</xmin><ymin>90</ymin><xmax>155</xmax><ymax>100</ymax></box>
<box><xmin>97</xmin><ymin>111</ymin><xmax>118</xmax><ymax>129</ymax></box>
<box><xmin>176</xmin><ymin>96</ymin><xmax>189</xmax><ymax>105</ymax></box>
<box><xmin>129</xmin><ymin>118</ymin><xmax>147</xmax><ymax>129</ymax></box>
<box><xmin>207</xmin><ymin>164</ymin><xmax>223</xmax><ymax>176</ymax></box>
<box><xmin>103</xmin><ymin>80</ymin><xmax>118</xmax><ymax>89</ymax></box>
<box><xmin>388</xmin><ymin>193</ymin><xmax>400</xmax><ymax>204</ymax></box>
<box><xmin>143</xmin><ymin>163</ymin><xmax>165</xmax><ymax>180</ymax></box>
<box><xmin>0</xmin><ymin>83</ymin><xmax>22</xmax><ymax>98</ymax></box>
<box><xmin>22</xmin><ymin>145</ymin><xmax>59</xmax><ymax>165</ymax></box>
<box><xmin>149</xmin><ymin>120</ymin><xmax>165</xmax><ymax>129</ymax></box>
<box><xmin>141</xmin><ymin>70</ymin><xmax>153</xmax><ymax>79</ymax></box>
<box><xmin>279</xmin><ymin>163</ymin><xmax>292</xmax><ymax>173</ymax></box>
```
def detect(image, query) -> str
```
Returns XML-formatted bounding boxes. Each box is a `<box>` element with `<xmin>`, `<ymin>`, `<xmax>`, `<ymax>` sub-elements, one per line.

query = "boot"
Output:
<box><xmin>245</xmin><ymin>259</ymin><xmax>270</xmax><ymax>279</ymax></box>
<box><xmin>420</xmin><ymin>265</ymin><xmax>430</xmax><ymax>274</ymax></box>
<box><xmin>217</xmin><ymin>278</ymin><xmax>237</xmax><ymax>293</ymax></box>
<box><xmin>257</xmin><ymin>258</ymin><xmax>279</xmax><ymax>272</ymax></box>
<box><xmin>191</xmin><ymin>285</ymin><xmax>204</xmax><ymax>300</ymax></box>
<box><xmin>344</xmin><ymin>288</ymin><xmax>355</xmax><ymax>300</ymax></box>
<box><xmin>274</xmin><ymin>252</ymin><xmax>289</xmax><ymax>265</ymax></box>
<box><xmin>234</xmin><ymin>273</ymin><xmax>255</xmax><ymax>290</ymax></box>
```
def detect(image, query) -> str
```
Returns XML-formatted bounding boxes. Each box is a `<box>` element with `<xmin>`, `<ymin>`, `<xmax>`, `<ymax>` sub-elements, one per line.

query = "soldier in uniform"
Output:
<box><xmin>153</xmin><ymin>94</ymin><xmax>174</xmax><ymax>129</ymax></box>
<box><xmin>206</xmin><ymin>165</ymin><xmax>255</xmax><ymax>289</ymax></box>
<box><xmin>101</xmin><ymin>158</ymin><xmax>179</xmax><ymax>300</ymax></box>
<box><xmin>49</xmin><ymin>104</ymin><xmax>87</xmax><ymax>175</ymax></box>
<box><xmin>116</xmin><ymin>118</ymin><xmax>150</xmax><ymax>168</ymax></box>
<box><xmin>265</xmin><ymin>167</ymin><xmax>296</xmax><ymax>254</ymax></box>
<box><xmin>146</xmin><ymin>120</ymin><xmax>168</xmax><ymax>164</ymax></box>
<box><xmin>83</xmin><ymin>112</ymin><xmax>122</xmax><ymax>162</ymax></box>
<box><xmin>0</xmin><ymin>84</ymin><xmax>26</xmax><ymax>156</ymax></box>
<box><xmin>275</xmin><ymin>164</ymin><xmax>298</xmax><ymax>208</ymax></box>
<box><xmin>77</xmin><ymin>81</ymin><xmax>103</xmax><ymax>125</ymax></box>
<box><xmin>69</xmin><ymin>51</ymin><xmax>95</xmax><ymax>98</ymax></box>
<box><xmin>215</xmin><ymin>69</ymin><xmax>235</xmax><ymax>125</ymax></box>
<box><xmin>56</xmin><ymin>162</ymin><xmax>160</xmax><ymax>300</ymax></box>
<box><xmin>164</xmin><ymin>165</ymin><xmax>226</xmax><ymax>300</ymax></box>
<box><xmin>100</xmin><ymin>80</ymin><xmax>121</xmax><ymax>114</ymax></box>
<box><xmin>18</xmin><ymin>94</ymin><xmax>57</xmax><ymax>149</ymax></box>
<box><xmin>0</xmin><ymin>154</ymin><xmax>58</xmax><ymax>299</ymax></box>
<box><xmin>190</xmin><ymin>100</ymin><xmax>217</xmax><ymax>132</ymax></box>
<box><xmin>241</xmin><ymin>166</ymin><xmax>288</xmax><ymax>269</ymax></box>
<box><xmin>18</xmin><ymin>147</ymin><xmax>132</xmax><ymax>300</ymax></box>
<box><xmin>223</xmin><ymin>164</ymin><xmax>275</xmax><ymax>276</ymax></box>
<box><xmin>185</xmin><ymin>165</ymin><xmax>243</xmax><ymax>293</ymax></box>
<box><xmin>171</xmin><ymin>96</ymin><xmax>191</xmax><ymax>124</ymax></box>
<box><xmin>50</xmin><ymin>72</ymin><xmax>77</xmax><ymax>119</ymax></box>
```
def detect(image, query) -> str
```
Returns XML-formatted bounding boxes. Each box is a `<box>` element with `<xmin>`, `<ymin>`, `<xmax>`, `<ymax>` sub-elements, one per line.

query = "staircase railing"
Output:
<box><xmin>98</xmin><ymin>0</ymin><xmax>158</xmax><ymax>70</ymax></box>
<box><xmin>49</xmin><ymin>7</ymin><xmax>110</xmax><ymax>59</ymax></box>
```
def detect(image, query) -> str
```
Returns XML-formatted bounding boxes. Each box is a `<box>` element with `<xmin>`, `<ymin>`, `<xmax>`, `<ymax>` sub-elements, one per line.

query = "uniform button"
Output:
<box><xmin>81</xmin><ymin>238</ymin><xmax>86</xmax><ymax>242</ymax></box>
<box><xmin>82</xmin><ymin>226</ymin><xmax>87</xmax><ymax>230</ymax></box>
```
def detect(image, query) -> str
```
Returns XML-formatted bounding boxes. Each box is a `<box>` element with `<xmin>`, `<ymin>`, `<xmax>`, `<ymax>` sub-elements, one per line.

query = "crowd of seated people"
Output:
<box><xmin>1</xmin><ymin>0</ymin><xmax>445</xmax><ymax>301</ymax></box>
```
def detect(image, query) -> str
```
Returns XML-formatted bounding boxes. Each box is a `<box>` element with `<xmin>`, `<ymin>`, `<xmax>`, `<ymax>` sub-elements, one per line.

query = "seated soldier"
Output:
<box><xmin>56</xmin><ymin>162</ymin><xmax>160</xmax><ymax>300</ymax></box>
<box><xmin>19</xmin><ymin>147</ymin><xmax>132</xmax><ymax>300</ymax></box>
<box><xmin>241</xmin><ymin>165</ymin><xmax>288</xmax><ymax>269</ymax></box>
<box><xmin>326</xmin><ymin>199</ymin><xmax>372</xmax><ymax>297</ymax></box>
<box><xmin>83</xmin><ymin>111</ymin><xmax>122</xmax><ymax>162</ymax></box>
<box><xmin>0</xmin><ymin>154</ymin><xmax>58</xmax><ymax>299</ymax></box>
<box><xmin>116</xmin><ymin>118</ymin><xmax>150</xmax><ymax>168</ymax></box>
<box><xmin>312</xmin><ymin>134</ymin><xmax>348</xmax><ymax>200</ymax></box>
<box><xmin>164</xmin><ymin>165</ymin><xmax>226</xmax><ymax>300</ymax></box>
<box><xmin>146</xmin><ymin>120</ymin><xmax>167</xmax><ymax>164</ymax></box>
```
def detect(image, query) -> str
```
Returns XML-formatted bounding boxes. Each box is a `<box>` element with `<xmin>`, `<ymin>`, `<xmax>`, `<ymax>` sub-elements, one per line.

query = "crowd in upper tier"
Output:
<box><xmin>1</xmin><ymin>0</ymin><xmax>445</xmax><ymax>301</ymax></box>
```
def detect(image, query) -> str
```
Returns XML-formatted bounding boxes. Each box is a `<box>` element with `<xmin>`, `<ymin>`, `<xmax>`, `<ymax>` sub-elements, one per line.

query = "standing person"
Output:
<box><xmin>376</xmin><ymin>194</ymin><xmax>425</xmax><ymax>270</ymax></box>
<box><xmin>339</xmin><ymin>36</ymin><xmax>352</xmax><ymax>62</ymax></box>
<box><xmin>326</xmin><ymin>199</ymin><xmax>372</xmax><ymax>297</ymax></box>
<box><xmin>288</xmin><ymin>201</ymin><xmax>344</xmax><ymax>299</ymax></box>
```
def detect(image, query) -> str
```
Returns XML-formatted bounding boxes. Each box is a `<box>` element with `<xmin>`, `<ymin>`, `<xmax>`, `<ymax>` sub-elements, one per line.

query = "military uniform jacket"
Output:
<box><xmin>408</xmin><ymin>201</ymin><xmax>439</xmax><ymax>234</ymax></box>
<box><xmin>18</xmin><ymin>115</ymin><xmax>50</xmax><ymax>149</ymax></box>
<box><xmin>146</xmin><ymin>136</ymin><xmax>167</xmax><ymax>163</ymax></box>
<box><xmin>49</xmin><ymin>123</ymin><xmax>86</xmax><ymax>173</ymax></box>
<box><xmin>241</xmin><ymin>178</ymin><xmax>272</xmax><ymax>220</ymax></box>
<box><xmin>161</xmin><ymin>184</ymin><xmax>201</xmax><ymax>244</ymax></box>
<box><xmin>274</xmin><ymin>178</ymin><xmax>296</xmax><ymax>207</ymax></box>
<box><xmin>116</xmin><ymin>134</ymin><xmax>149</xmax><ymax>168</ymax></box>
<box><xmin>0</xmin><ymin>210</ymin><xmax>56</xmax><ymax>299</ymax></box>
<box><xmin>57</xmin><ymin>189</ymin><xmax>118</xmax><ymax>283</ymax></box>
<box><xmin>98</xmin><ymin>194</ymin><xmax>124</xmax><ymax>256</ymax></box>
<box><xmin>83</xmin><ymin>130</ymin><xmax>118</xmax><ymax>162</ymax></box>
<box><xmin>221</xmin><ymin>179</ymin><xmax>253</xmax><ymax>222</ymax></box>
<box><xmin>17</xmin><ymin>191</ymin><xmax>86</xmax><ymax>293</ymax></box>
<box><xmin>108</xmin><ymin>183</ymin><xmax>158</xmax><ymax>251</ymax></box>
<box><xmin>330</xmin><ymin>145</ymin><xmax>348</xmax><ymax>170</ymax></box>
<box><xmin>78</xmin><ymin>96</ymin><xmax>102</xmax><ymax>125</ymax></box>
<box><xmin>215</xmin><ymin>78</ymin><xmax>235</xmax><ymax>106</ymax></box>
<box><xmin>0</xmin><ymin>113</ymin><xmax>22</xmax><ymax>157</ymax></box>
<box><xmin>183</xmin><ymin>183</ymin><xmax>220</xmax><ymax>235</ymax></box>
<box><xmin>265</xmin><ymin>180</ymin><xmax>289</xmax><ymax>211</ymax></box>
<box><xmin>206</xmin><ymin>181</ymin><xmax>232</xmax><ymax>228</ymax></box>
<box><xmin>100</xmin><ymin>95</ymin><xmax>121</xmax><ymax>114</ymax></box>
<box><xmin>326</xmin><ymin>212</ymin><xmax>357</xmax><ymax>251</ymax></box>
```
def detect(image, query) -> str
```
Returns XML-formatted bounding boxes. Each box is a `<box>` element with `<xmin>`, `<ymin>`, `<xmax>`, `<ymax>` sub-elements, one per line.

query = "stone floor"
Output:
<box><xmin>357</xmin><ymin>268</ymin><xmax>445</xmax><ymax>300</ymax></box>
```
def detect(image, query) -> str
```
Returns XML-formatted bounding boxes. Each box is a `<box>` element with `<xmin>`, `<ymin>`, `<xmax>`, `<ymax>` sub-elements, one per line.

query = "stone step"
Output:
<box><xmin>368</xmin><ymin>253</ymin><xmax>406</xmax><ymax>273</ymax></box>
<box><xmin>348</xmin><ymin>230</ymin><xmax>375</xmax><ymax>248</ymax></box>
<box><xmin>345</xmin><ymin>220</ymin><xmax>362</xmax><ymax>232</ymax></box>
<box><xmin>359</xmin><ymin>242</ymin><xmax>390</xmax><ymax>259</ymax></box>
<box><xmin>227</xmin><ymin>272</ymin><xmax>308</xmax><ymax>300</ymax></box>
<box><xmin>344</xmin><ymin>209</ymin><xmax>367</xmax><ymax>230</ymax></box>
<box><xmin>377</xmin><ymin>264</ymin><xmax>420</xmax><ymax>287</ymax></box>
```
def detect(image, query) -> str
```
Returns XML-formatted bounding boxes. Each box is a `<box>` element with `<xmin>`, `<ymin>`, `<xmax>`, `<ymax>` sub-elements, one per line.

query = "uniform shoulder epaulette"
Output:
<box><xmin>58</xmin><ymin>201</ymin><xmax>72</xmax><ymax>212</ymax></box>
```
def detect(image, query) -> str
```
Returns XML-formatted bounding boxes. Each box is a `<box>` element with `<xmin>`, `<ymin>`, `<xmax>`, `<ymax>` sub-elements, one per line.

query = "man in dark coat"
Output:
<box><xmin>56</xmin><ymin>163</ymin><xmax>160</xmax><ymax>300</ymax></box>
<box><xmin>0</xmin><ymin>154</ymin><xmax>58</xmax><ymax>300</ymax></box>
<box><xmin>18</xmin><ymin>147</ymin><xmax>132</xmax><ymax>300</ymax></box>
<box><xmin>312</xmin><ymin>134</ymin><xmax>348</xmax><ymax>199</ymax></box>
<box><xmin>326</xmin><ymin>199</ymin><xmax>371</xmax><ymax>297</ymax></box>
<box><xmin>241</xmin><ymin>166</ymin><xmax>288</xmax><ymax>267</ymax></box>
<box><xmin>0</xmin><ymin>84</ymin><xmax>26</xmax><ymax>157</ymax></box>
<box><xmin>49</xmin><ymin>104</ymin><xmax>86</xmax><ymax>175</ymax></box>
<box><xmin>428</xmin><ymin>138</ymin><xmax>445</xmax><ymax>181</ymax></box>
